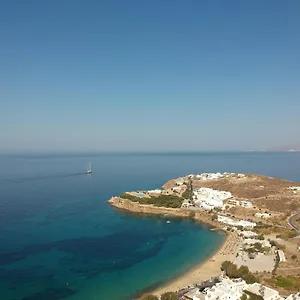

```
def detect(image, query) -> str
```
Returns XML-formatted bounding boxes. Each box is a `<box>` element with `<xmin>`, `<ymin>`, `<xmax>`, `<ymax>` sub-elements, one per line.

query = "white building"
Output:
<box><xmin>176</xmin><ymin>180</ymin><xmax>185</xmax><ymax>186</ymax></box>
<box><xmin>185</xmin><ymin>278</ymin><xmax>247</xmax><ymax>300</ymax></box>
<box><xmin>255</xmin><ymin>213</ymin><xmax>270</xmax><ymax>219</ymax></box>
<box><xmin>172</xmin><ymin>186</ymin><xmax>182</xmax><ymax>192</ymax></box>
<box><xmin>243</xmin><ymin>239</ymin><xmax>271</xmax><ymax>248</ymax></box>
<box><xmin>244</xmin><ymin>283</ymin><xmax>281</xmax><ymax>300</ymax></box>
<box><xmin>193</xmin><ymin>278</ymin><xmax>247</xmax><ymax>300</ymax></box>
<box><xmin>194</xmin><ymin>188</ymin><xmax>232</xmax><ymax>210</ymax></box>
<box><xmin>292</xmin><ymin>187</ymin><xmax>300</xmax><ymax>194</ymax></box>
<box><xmin>237</xmin><ymin>174</ymin><xmax>246</xmax><ymax>178</ymax></box>
<box><xmin>218</xmin><ymin>216</ymin><xmax>256</xmax><ymax>228</ymax></box>
<box><xmin>277</xmin><ymin>250</ymin><xmax>286</xmax><ymax>262</ymax></box>
<box><xmin>215</xmin><ymin>278</ymin><xmax>247</xmax><ymax>293</ymax></box>
<box><xmin>195</xmin><ymin>199</ymin><xmax>224</xmax><ymax>210</ymax></box>
<box><xmin>239</xmin><ymin>231</ymin><xmax>258</xmax><ymax>238</ymax></box>
<box><xmin>288</xmin><ymin>186</ymin><xmax>300</xmax><ymax>192</ymax></box>
<box><xmin>227</xmin><ymin>199</ymin><xmax>240</xmax><ymax>206</ymax></box>
<box><xmin>195</xmin><ymin>172</ymin><xmax>225</xmax><ymax>181</ymax></box>
<box><xmin>184</xmin><ymin>287</ymin><xmax>201</xmax><ymax>299</ymax></box>
<box><xmin>147</xmin><ymin>189</ymin><xmax>162</xmax><ymax>194</ymax></box>
<box><xmin>286</xmin><ymin>292</ymin><xmax>300</xmax><ymax>300</ymax></box>
<box><xmin>240</xmin><ymin>200</ymin><xmax>253</xmax><ymax>208</ymax></box>
<box><xmin>181</xmin><ymin>200</ymin><xmax>193</xmax><ymax>208</ymax></box>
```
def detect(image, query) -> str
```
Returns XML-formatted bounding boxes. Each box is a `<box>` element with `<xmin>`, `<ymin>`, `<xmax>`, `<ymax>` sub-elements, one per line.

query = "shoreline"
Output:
<box><xmin>108</xmin><ymin>197</ymin><xmax>241</xmax><ymax>296</ymax></box>
<box><xmin>152</xmin><ymin>231</ymin><xmax>240</xmax><ymax>295</ymax></box>
<box><xmin>131</xmin><ymin>234</ymin><xmax>229</xmax><ymax>299</ymax></box>
<box><xmin>108</xmin><ymin>197</ymin><xmax>224</xmax><ymax>230</ymax></box>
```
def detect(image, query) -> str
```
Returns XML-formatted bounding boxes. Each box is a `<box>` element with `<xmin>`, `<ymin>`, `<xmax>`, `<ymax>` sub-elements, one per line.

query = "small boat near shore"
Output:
<box><xmin>167</xmin><ymin>220</ymin><xmax>171</xmax><ymax>224</ymax></box>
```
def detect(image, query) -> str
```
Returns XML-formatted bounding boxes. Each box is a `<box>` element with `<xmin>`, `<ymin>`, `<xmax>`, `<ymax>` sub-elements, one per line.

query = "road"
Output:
<box><xmin>288</xmin><ymin>212</ymin><xmax>300</xmax><ymax>233</ymax></box>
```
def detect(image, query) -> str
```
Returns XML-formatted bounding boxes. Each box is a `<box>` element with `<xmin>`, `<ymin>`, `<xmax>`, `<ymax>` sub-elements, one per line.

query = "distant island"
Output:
<box><xmin>264</xmin><ymin>144</ymin><xmax>300</xmax><ymax>152</ymax></box>
<box><xmin>108</xmin><ymin>172</ymin><xmax>300</xmax><ymax>299</ymax></box>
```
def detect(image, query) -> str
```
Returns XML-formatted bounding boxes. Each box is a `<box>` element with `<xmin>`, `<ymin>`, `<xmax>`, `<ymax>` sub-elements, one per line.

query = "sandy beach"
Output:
<box><xmin>152</xmin><ymin>231</ymin><xmax>242</xmax><ymax>296</ymax></box>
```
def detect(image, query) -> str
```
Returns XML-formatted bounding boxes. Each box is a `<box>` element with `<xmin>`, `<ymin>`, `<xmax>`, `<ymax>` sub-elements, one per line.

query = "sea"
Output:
<box><xmin>0</xmin><ymin>152</ymin><xmax>300</xmax><ymax>300</ymax></box>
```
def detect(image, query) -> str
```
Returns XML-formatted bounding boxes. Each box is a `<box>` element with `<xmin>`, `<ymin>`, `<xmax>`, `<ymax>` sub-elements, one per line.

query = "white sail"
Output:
<box><xmin>86</xmin><ymin>162</ymin><xmax>92</xmax><ymax>174</ymax></box>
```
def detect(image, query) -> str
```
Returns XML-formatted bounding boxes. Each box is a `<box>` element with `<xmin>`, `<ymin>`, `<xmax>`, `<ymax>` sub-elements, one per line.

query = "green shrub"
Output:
<box><xmin>238</xmin><ymin>265</ymin><xmax>250</xmax><ymax>277</ymax></box>
<box><xmin>243</xmin><ymin>272</ymin><xmax>259</xmax><ymax>284</ymax></box>
<box><xmin>189</xmin><ymin>211</ymin><xmax>195</xmax><ymax>218</ymax></box>
<box><xmin>244</xmin><ymin>291</ymin><xmax>263</xmax><ymax>300</ymax></box>
<box><xmin>120</xmin><ymin>193</ymin><xmax>184</xmax><ymax>208</ymax></box>
<box><xmin>221</xmin><ymin>261</ymin><xmax>232</xmax><ymax>271</ymax></box>
<box><xmin>254</xmin><ymin>242</ymin><xmax>262</xmax><ymax>251</ymax></box>
<box><xmin>267</xmin><ymin>275</ymin><xmax>300</xmax><ymax>291</ymax></box>
<box><xmin>182</xmin><ymin>187</ymin><xmax>191</xmax><ymax>199</ymax></box>
<box><xmin>221</xmin><ymin>261</ymin><xmax>258</xmax><ymax>283</ymax></box>
<box><xmin>161</xmin><ymin>292</ymin><xmax>179</xmax><ymax>300</ymax></box>
<box><xmin>272</xmin><ymin>255</ymin><xmax>280</xmax><ymax>275</ymax></box>
<box><xmin>288</xmin><ymin>231</ymin><xmax>298</xmax><ymax>238</ymax></box>
<box><xmin>262</xmin><ymin>246</ymin><xmax>271</xmax><ymax>254</ymax></box>
<box><xmin>240</xmin><ymin>294</ymin><xmax>247</xmax><ymax>300</ymax></box>
<box><xmin>257</xmin><ymin>234</ymin><xmax>265</xmax><ymax>240</ymax></box>
<box><xmin>276</xmin><ymin>276</ymin><xmax>294</xmax><ymax>289</ymax></box>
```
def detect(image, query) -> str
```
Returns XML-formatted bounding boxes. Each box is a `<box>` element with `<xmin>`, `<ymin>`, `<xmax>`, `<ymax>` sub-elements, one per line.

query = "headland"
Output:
<box><xmin>108</xmin><ymin>172</ymin><xmax>300</xmax><ymax>298</ymax></box>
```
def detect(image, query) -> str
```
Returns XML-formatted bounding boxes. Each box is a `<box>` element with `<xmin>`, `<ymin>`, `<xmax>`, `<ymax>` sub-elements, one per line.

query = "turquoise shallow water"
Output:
<box><xmin>0</xmin><ymin>152</ymin><xmax>300</xmax><ymax>300</ymax></box>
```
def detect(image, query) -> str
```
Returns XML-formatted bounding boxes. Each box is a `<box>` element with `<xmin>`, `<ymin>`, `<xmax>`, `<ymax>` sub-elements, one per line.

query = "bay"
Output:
<box><xmin>0</xmin><ymin>152</ymin><xmax>299</xmax><ymax>299</ymax></box>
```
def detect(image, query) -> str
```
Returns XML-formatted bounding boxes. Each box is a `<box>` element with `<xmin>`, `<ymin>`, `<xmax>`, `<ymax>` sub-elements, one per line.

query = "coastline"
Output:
<box><xmin>152</xmin><ymin>231</ymin><xmax>239</xmax><ymax>295</ymax></box>
<box><xmin>108</xmin><ymin>197</ymin><xmax>223</xmax><ymax>229</ymax></box>
<box><xmin>108</xmin><ymin>197</ymin><xmax>241</xmax><ymax>296</ymax></box>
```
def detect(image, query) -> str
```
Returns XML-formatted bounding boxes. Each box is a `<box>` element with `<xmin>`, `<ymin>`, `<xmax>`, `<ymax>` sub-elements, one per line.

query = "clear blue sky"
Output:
<box><xmin>1</xmin><ymin>0</ymin><xmax>299</xmax><ymax>152</ymax></box>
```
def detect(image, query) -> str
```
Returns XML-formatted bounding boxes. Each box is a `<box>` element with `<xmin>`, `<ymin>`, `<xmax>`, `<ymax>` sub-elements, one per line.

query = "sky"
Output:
<box><xmin>0</xmin><ymin>0</ymin><xmax>299</xmax><ymax>152</ymax></box>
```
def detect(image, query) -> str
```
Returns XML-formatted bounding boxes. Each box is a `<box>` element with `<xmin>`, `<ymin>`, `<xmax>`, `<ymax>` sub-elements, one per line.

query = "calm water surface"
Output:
<box><xmin>0</xmin><ymin>152</ymin><xmax>299</xmax><ymax>300</ymax></box>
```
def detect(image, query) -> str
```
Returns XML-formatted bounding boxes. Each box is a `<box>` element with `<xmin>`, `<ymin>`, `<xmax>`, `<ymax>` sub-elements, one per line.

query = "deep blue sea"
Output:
<box><xmin>0</xmin><ymin>152</ymin><xmax>300</xmax><ymax>300</ymax></box>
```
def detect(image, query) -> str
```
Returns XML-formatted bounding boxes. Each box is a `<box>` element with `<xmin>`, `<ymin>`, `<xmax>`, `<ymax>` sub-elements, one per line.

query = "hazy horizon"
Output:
<box><xmin>1</xmin><ymin>1</ymin><xmax>299</xmax><ymax>152</ymax></box>
<box><xmin>1</xmin><ymin>149</ymin><xmax>300</xmax><ymax>156</ymax></box>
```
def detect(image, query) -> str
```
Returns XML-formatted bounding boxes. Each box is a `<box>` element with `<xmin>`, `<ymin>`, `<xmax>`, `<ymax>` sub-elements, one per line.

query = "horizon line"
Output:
<box><xmin>0</xmin><ymin>150</ymin><xmax>299</xmax><ymax>156</ymax></box>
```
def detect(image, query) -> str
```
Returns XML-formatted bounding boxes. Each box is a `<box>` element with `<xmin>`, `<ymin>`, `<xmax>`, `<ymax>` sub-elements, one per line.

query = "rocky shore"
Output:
<box><xmin>108</xmin><ymin>197</ymin><xmax>224</xmax><ymax>230</ymax></box>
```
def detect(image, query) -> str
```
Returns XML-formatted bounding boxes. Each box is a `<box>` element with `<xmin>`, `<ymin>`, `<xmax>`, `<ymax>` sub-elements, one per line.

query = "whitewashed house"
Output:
<box><xmin>240</xmin><ymin>200</ymin><xmax>253</xmax><ymax>208</ymax></box>
<box><xmin>176</xmin><ymin>180</ymin><xmax>185</xmax><ymax>186</ymax></box>
<box><xmin>288</xmin><ymin>186</ymin><xmax>300</xmax><ymax>192</ymax></box>
<box><xmin>217</xmin><ymin>216</ymin><xmax>256</xmax><ymax>228</ymax></box>
<box><xmin>255</xmin><ymin>212</ymin><xmax>270</xmax><ymax>219</ymax></box>
<box><xmin>193</xmin><ymin>188</ymin><xmax>232</xmax><ymax>210</ymax></box>
<box><xmin>227</xmin><ymin>199</ymin><xmax>240</xmax><ymax>206</ymax></box>
<box><xmin>244</xmin><ymin>283</ymin><xmax>281</xmax><ymax>300</ymax></box>
<box><xmin>243</xmin><ymin>239</ymin><xmax>271</xmax><ymax>248</ymax></box>
<box><xmin>181</xmin><ymin>200</ymin><xmax>193</xmax><ymax>208</ymax></box>
<box><xmin>186</xmin><ymin>278</ymin><xmax>247</xmax><ymax>300</ymax></box>
<box><xmin>286</xmin><ymin>292</ymin><xmax>300</xmax><ymax>300</ymax></box>
<box><xmin>148</xmin><ymin>189</ymin><xmax>162</xmax><ymax>194</ymax></box>
<box><xmin>239</xmin><ymin>231</ymin><xmax>258</xmax><ymax>238</ymax></box>
<box><xmin>277</xmin><ymin>250</ymin><xmax>286</xmax><ymax>262</ymax></box>
<box><xmin>172</xmin><ymin>186</ymin><xmax>182</xmax><ymax>192</ymax></box>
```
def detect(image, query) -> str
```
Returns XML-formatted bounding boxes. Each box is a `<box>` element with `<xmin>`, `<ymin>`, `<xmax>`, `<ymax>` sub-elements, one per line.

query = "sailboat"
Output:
<box><xmin>86</xmin><ymin>162</ymin><xmax>92</xmax><ymax>174</ymax></box>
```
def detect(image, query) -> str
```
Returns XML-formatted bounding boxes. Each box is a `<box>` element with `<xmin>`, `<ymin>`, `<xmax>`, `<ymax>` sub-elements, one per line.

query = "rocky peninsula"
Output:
<box><xmin>107</xmin><ymin>172</ymin><xmax>300</xmax><ymax>297</ymax></box>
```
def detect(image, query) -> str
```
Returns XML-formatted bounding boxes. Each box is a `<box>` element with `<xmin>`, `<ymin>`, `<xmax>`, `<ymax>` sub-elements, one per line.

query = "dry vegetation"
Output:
<box><xmin>166</xmin><ymin>174</ymin><xmax>300</xmax><ymax>215</ymax></box>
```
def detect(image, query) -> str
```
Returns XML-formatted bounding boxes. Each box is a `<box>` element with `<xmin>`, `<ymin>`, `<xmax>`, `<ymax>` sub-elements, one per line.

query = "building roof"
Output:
<box><xmin>277</xmin><ymin>250</ymin><xmax>286</xmax><ymax>262</ymax></box>
<box><xmin>286</xmin><ymin>292</ymin><xmax>300</xmax><ymax>300</ymax></box>
<box><xmin>240</xmin><ymin>231</ymin><xmax>258</xmax><ymax>237</ymax></box>
<box><xmin>245</xmin><ymin>283</ymin><xmax>279</xmax><ymax>299</ymax></box>
<box><xmin>184</xmin><ymin>288</ymin><xmax>200</xmax><ymax>299</ymax></box>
